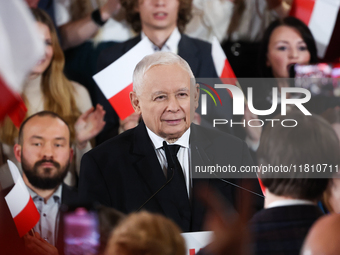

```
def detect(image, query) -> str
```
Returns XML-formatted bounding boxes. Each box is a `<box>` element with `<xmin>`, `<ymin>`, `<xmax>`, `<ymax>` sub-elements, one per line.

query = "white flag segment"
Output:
<box><xmin>211</xmin><ymin>37</ymin><xmax>226</xmax><ymax>77</ymax></box>
<box><xmin>93</xmin><ymin>38</ymin><xmax>154</xmax><ymax>119</ymax></box>
<box><xmin>308</xmin><ymin>0</ymin><xmax>340</xmax><ymax>58</ymax></box>
<box><xmin>0</xmin><ymin>0</ymin><xmax>43</xmax><ymax>93</ymax></box>
<box><xmin>211</xmin><ymin>36</ymin><xmax>236</xmax><ymax>79</ymax></box>
<box><xmin>5</xmin><ymin>161</ymin><xmax>30</xmax><ymax>218</ymax></box>
<box><xmin>4</xmin><ymin>160</ymin><xmax>40</xmax><ymax>237</ymax></box>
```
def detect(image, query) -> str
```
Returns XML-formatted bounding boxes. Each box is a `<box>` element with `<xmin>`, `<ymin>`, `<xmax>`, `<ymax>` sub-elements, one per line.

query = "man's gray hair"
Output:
<box><xmin>133</xmin><ymin>52</ymin><xmax>195</xmax><ymax>95</ymax></box>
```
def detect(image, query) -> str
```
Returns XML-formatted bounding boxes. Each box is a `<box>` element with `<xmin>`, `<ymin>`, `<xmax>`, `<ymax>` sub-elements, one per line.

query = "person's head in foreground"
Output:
<box><xmin>120</xmin><ymin>0</ymin><xmax>192</xmax><ymax>33</ymax></box>
<box><xmin>321</xmin><ymin>107</ymin><xmax>340</xmax><ymax>213</ymax></box>
<box><xmin>130</xmin><ymin>51</ymin><xmax>199</xmax><ymax>142</ymax></box>
<box><xmin>14</xmin><ymin>111</ymin><xmax>73</xmax><ymax>195</ymax></box>
<box><xmin>104</xmin><ymin>211</ymin><xmax>186</xmax><ymax>255</ymax></box>
<box><xmin>257</xmin><ymin>110</ymin><xmax>340</xmax><ymax>205</ymax></box>
<box><xmin>259</xmin><ymin>16</ymin><xmax>318</xmax><ymax>78</ymax></box>
<box><xmin>301</xmin><ymin>213</ymin><xmax>340</xmax><ymax>255</ymax></box>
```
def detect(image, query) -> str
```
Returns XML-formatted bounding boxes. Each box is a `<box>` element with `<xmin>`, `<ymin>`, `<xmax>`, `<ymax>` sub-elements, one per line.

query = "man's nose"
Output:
<box><xmin>42</xmin><ymin>144</ymin><xmax>53</xmax><ymax>159</ymax></box>
<box><xmin>167</xmin><ymin>96</ymin><xmax>180</xmax><ymax>112</ymax></box>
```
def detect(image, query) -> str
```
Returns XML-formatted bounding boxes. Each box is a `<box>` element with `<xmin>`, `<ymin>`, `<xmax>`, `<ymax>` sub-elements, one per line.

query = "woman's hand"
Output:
<box><xmin>118</xmin><ymin>113</ymin><xmax>141</xmax><ymax>134</ymax></box>
<box><xmin>75</xmin><ymin>104</ymin><xmax>106</xmax><ymax>149</ymax></box>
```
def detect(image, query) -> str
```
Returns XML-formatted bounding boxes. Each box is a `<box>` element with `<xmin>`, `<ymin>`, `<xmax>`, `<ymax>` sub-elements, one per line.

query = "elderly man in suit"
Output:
<box><xmin>13</xmin><ymin>111</ymin><xmax>78</xmax><ymax>255</ymax></box>
<box><xmin>79</xmin><ymin>52</ymin><xmax>260</xmax><ymax>232</ymax></box>
<box><xmin>94</xmin><ymin>0</ymin><xmax>233</xmax><ymax>143</ymax></box>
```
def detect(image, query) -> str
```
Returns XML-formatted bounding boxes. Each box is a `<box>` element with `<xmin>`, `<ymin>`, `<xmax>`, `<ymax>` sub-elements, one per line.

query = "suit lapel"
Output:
<box><xmin>131</xmin><ymin>122</ymin><xmax>185</xmax><ymax>228</ymax></box>
<box><xmin>122</xmin><ymin>35</ymin><xmax>141</xmax><ymax>54</ymax></box>
<box><xmin>178</xmin><ymin>35</ymin><xmax>199</xmax><ymax>76</ymax></box>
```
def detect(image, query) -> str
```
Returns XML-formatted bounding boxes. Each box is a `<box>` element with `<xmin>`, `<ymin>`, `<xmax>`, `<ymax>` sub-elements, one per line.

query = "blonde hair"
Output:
<box><xmin>105</xmin><ymin>212</ymin><xmax>186</xmax><ymax>255</ymax></box>
<box><xmin>0</xmin><ymin>8</ymin><xmax>80</xmax><ymax>145</ymax></box>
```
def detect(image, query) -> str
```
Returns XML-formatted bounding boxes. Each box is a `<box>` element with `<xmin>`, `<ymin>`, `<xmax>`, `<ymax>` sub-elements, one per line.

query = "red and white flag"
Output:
<box><xmin>0</xmin><ymin>0</ymin><xmax>43</xmax><ymax>127</ymax></box>
<box><xmin>4</xmin><ymin>160</ymin><xmax>40</xmax><ymax>237</ymax></box>
<box><xmin>211</xmin><ymin>37</ymin><xmax>236</xmax><ymax>79</ymax></box>
<box><xmin>93</xmin><ymin>38</ymin><xmax>154</xmax><ymax>120</ymax></box>
<box><xmin>289</xmin><ymin>0</ymin><xmax>340</xmax><ymax>59</ymax></box>
<box><xmin>211</xmin><ymin>36</ymin><xmax>238</xmax><ymax>98</ymax></box>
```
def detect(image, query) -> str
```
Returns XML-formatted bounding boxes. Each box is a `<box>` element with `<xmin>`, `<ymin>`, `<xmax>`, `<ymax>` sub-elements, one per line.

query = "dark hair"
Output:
<box><xmin>259</xmin><ymin>16</ymin><xmax>318</xmax><ymax>77</ymax></box>
<box><xmin>18</xmin><ymin>111</ymin><xmax>71</xmax><ymax>145</ymax></box>
<box><xmin>257</xmin><ymin>110</ymin><xmax>340</xmax><ymax>200</ymax></box>
<box><xmin>120</xmin><ymin>0</ymin><xmax>192</xmax><ymax>33</ymax></box>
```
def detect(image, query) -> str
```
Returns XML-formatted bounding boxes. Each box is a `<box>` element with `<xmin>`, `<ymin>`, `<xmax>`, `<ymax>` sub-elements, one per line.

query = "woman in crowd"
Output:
<box><xmin>104</xmin><ymin>211</ymin><xmax>185</xmax><ymax>255</ymax></box>
<box><xmin>0</xmin><ymin>8</ymin><xmax>105</xmax><ymax>186</ymax></box>
<box><xmin>243</xmin><ymin>16</ymin><xmax>318</xmax><ymax>151</ymax></box>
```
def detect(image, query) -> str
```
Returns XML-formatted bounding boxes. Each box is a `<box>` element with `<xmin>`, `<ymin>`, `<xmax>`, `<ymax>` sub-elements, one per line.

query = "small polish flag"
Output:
<box><xmin>93</xmin><ymin>38</ymin><xmax>154</xmax><ymax>120</ymax></box>
<box><xmin>211</xmin><ymin>37</ymin><xmax>236</xmax><ymax>79</ymax></box>
<box><xmin>4</xmin><ymin>160</ymin><xmax>40</xmax><ymax>237</ymax></box>
<box><xmin>0</xmin><ymin>0</ymin><xmax>43</xmax><ymax>127</ymax></box>
<box><xmin>211</xmin><ymin>36</ymin><xmax>239</xmax><ymax>97</ymax></box>
<box><xmin>289</xmin><ymin>0</ymin><xmax>340</xmax><ymax>59</ymax></box>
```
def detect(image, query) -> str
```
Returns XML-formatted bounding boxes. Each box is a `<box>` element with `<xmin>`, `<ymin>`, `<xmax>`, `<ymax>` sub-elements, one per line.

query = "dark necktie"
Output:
<box><xmin>163</xmin><ymin>144</ymin><xmax>191</xmax><ymax>231</ymax></box>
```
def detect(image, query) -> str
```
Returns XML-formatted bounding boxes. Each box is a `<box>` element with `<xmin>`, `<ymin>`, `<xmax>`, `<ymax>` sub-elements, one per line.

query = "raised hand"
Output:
<box><xmin>75</xmin><ymin>104</ymin><xmax>106</xmax><ymax>148</ymax></box>
<box><xmin>119</xmin><ymin>112</ymin><xmax>141</xmax><ymax>134</ymax></box>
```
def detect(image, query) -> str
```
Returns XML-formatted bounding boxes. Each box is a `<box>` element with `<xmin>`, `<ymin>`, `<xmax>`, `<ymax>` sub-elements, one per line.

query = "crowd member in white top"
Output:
<box><xmin>0</xmin><ymin>8</ymin><xmax>105</xmax><ymax>186</ymax></box>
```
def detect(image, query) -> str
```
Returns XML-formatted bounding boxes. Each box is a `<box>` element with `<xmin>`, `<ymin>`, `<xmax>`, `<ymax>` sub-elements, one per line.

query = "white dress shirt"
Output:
<box><xmin>141</xmin><ymin>27</ymin><xmax>181</xmax><ymax>54</ymax></box>
<box><xmin>146</xmin><ymin>127</ymin><xmax>191</xmax><ymax>197</ymax></box>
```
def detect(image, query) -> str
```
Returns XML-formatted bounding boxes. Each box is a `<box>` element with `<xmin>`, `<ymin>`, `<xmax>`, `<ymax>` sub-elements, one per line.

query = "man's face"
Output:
<box><xmin>14</xmin><ymin>116</ymin><xmax>73</xmax><ymax>190</ymax></box>
<box><xmin>131</xmin><ymin>64</ymin><xmax>199</xmax><ymax>141</ymax></box>
<box><xmin>136</xmin><ymin>0</ymin><xmax>179</xmax><ymax>32</ymax></box>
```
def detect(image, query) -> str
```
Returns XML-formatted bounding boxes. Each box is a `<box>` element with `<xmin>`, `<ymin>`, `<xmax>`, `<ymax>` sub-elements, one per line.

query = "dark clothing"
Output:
<box><xmin>78</xmin><ymin>122</ymin><xmax>260</xmax><ymax>232</ymax></box>
<box><xmin>250</xmin><ymin>205</ymin><xmax>323</xmax><ymax>255</ymax></box>
<box><xmin>55</xmin><ymin>184</ymin><xmax>79</xmax><ymax>255</ymax></box>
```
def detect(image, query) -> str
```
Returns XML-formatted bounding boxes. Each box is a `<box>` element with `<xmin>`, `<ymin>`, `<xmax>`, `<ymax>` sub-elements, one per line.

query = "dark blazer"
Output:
<box><xmin>95</xmin><ymin>34</ymin><xmax>233</xmax><ymax>144</ymax></box>
<box><xmin>79</xmin><ymin>122</ymin><xmax>262</xmax><ymax>232</ymax></box>
<box><xmin>56</xmin><ymin>184</ymin><xmax>79</xmax><ymax>255</ymax></box>
<box><xmin>249</xmin><ymin>205</ymin><xmax>323</xmax><ymax>255</ymax></box>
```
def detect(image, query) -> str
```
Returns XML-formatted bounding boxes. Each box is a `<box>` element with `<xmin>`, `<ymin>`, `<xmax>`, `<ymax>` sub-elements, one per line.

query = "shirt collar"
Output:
<box><xmin>146</xmin><ymin>126</ymin><xmax>190</xmax><ymax>150</ymax></box>
<box><xmin>267</xmin><ymin>199</ymin><xmax>315</xmax><ymax>209</ymax></box>
<box><xmin>27</xmin><ymin>184</ymin><xmax>63</xmax><ymax>203</ymax></box>
<box><xmin>141</xmin><ymin>27</ymin><xmax>181</xmax><ymax>54</ymax></box>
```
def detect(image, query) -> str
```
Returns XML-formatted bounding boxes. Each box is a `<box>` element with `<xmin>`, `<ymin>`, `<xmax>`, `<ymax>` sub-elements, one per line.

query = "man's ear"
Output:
<box><xmin>194</xmin><ymin>83</ymin><xmax>200</xmax><ymax>110</ymax></box>
<box><xmin>130</xmin><ymin>91</ymin><xmax>142</xmax><ymax>114</ymax></box>
<box><xmin>13</xmin><ymin>144</ymin><xmax>22</xmax><ymax>163</ymax></box>
<box><xmin>69</xmin><ymin>148</ymin><xmax>74</xmax><ymax>164</ymax></box>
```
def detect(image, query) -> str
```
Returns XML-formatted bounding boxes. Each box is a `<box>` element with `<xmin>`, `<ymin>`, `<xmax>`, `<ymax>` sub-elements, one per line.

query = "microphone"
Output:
<box><xmin>195</xmin><ymin>146</ymin><xmax>265</xmax><ymax>198</ymax></box>
<box><xmin>136</xmin><ymin>142</ymin><xmax>175</xmax><ymax>212</ymax></box>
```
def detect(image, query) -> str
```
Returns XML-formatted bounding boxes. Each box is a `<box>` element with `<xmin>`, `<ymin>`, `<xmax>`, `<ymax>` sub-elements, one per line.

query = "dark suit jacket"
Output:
<box><xmin>56</xmin><ymin>184</ymin><xmax>79</xmax><ymax>255</ymax></box>
<box><xmin>79</xmin><ymin>122</ymin><xmax>262</xmax><ymax>232</ymax></box>
<box><xmin>249</xmin><ymin>205</ymin><xmax>323</xmax><ymax>255</ymax></box>
<box><xmin>95</xmin><ymin>34</ymin><xmax>233</xmax><ymax>144</ymax></box>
